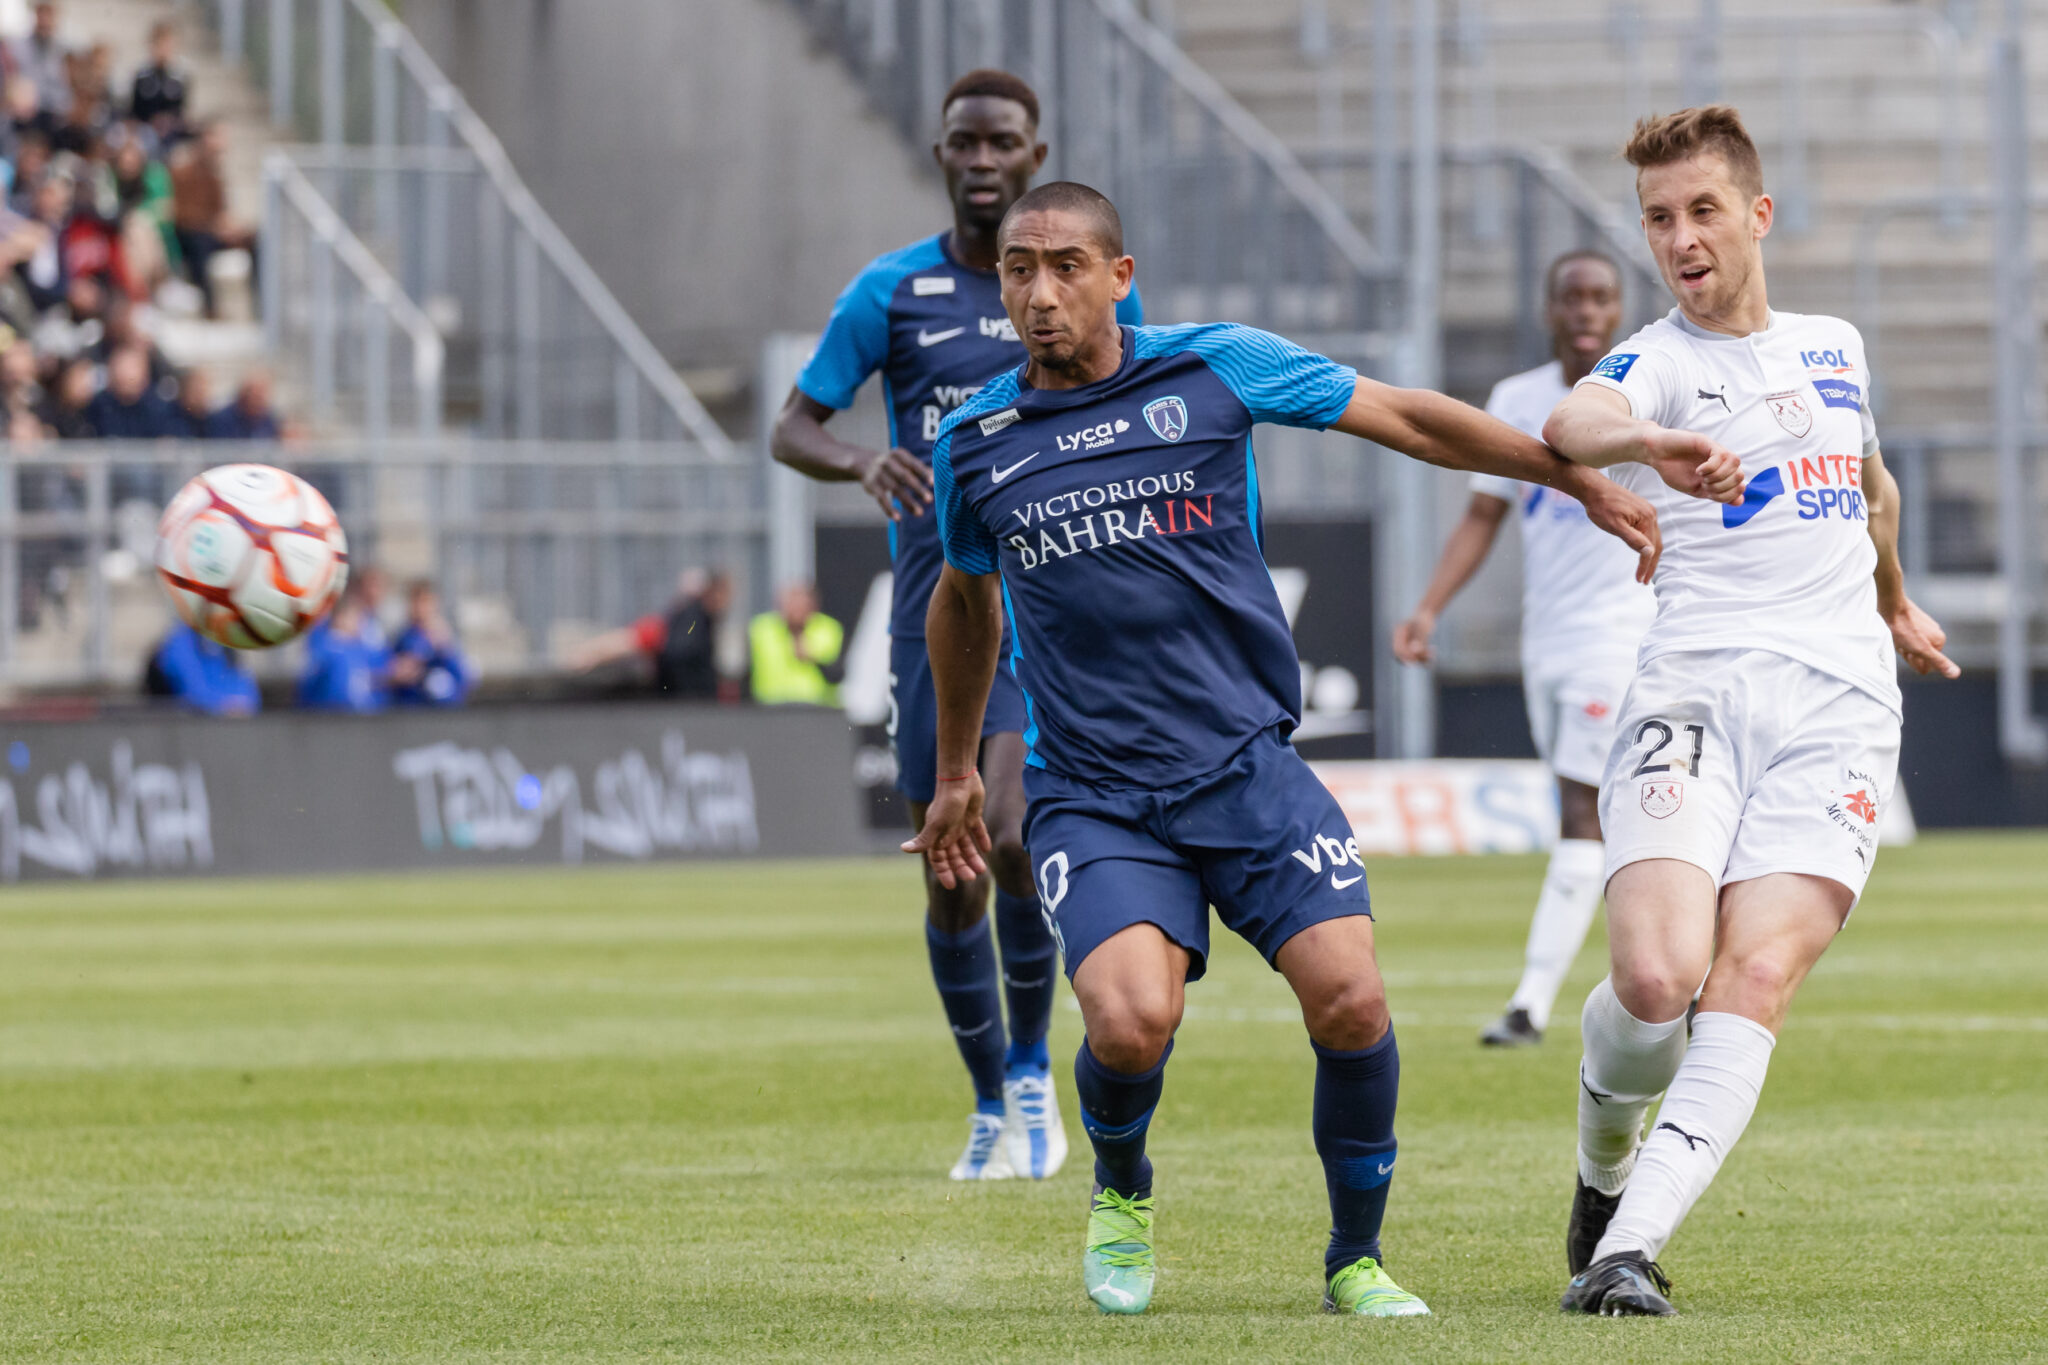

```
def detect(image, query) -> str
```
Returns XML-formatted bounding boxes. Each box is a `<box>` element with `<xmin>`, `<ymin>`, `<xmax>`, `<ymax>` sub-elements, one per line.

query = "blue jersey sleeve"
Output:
<box><xmin>795</xmin><ymin>263</ymin><xmax>896</xmax><ymax>411</ymax></box>
<box><xmin>932</xmin><ymin>427</ymin><xmax>1000</xmax><ymax>575</ymax></box>
<box><xmin>1137</xmin><ymin>322</ymin><xmax>1356</xmax><ymax>429</ymax></box>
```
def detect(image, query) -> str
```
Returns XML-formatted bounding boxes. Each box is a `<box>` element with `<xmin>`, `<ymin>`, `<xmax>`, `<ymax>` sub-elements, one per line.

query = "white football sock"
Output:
<box><xmin>1576</xmin><ymin>976</ymin><xmax>1690</xmax><ymax>1194</ymax></box>
<box><xmin>1595</xmin><ymin>1011</ymin><xmax>1776</xmax><ymax>1261</ymax></box>
<box><xmin>1509</xmin><ymin>838</ymin><xmax>1606</xmax><ymax>1031</ymax></box>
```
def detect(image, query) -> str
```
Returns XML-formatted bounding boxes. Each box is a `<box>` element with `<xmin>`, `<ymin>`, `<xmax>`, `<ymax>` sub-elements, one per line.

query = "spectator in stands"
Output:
<box><xmin>32</xmin><ymin>273</ymin><xmax>100</xmax><ymax>360</ymax></box>
<box><xmin>84</xmin><ymin>340</ymin><xmax>174</xmax><ymax>437</ymax></box>
<box><xmin>54</xmin><ymin>42</ymin><xmax>113</xmax><ymax>156</ymax></box>
<box><xmin>128</xmin><ymin>22</ymin><xmax>187</xmax><ymax>145</ymax></box>
<box><xmin>10</xmin><ymin>3</ymin><xmax>71</xmax><ymax>120</ymax></box>
<box><xmin>3</xmin><ymin>77</ymin><xmax>56</xmax><ymax>165</ymax></box>
<box><xmin>208</xmin><ymin>367</ymin><xmax>282</xmax><ymax>439</ymax></box>
<box><xmin>106</xmin><ymin>124</ymin><xmax>174</xmax><ymax>298</ymax></box>
<box><xmin>170</xmin><ymin>122</ymin><xmax>253</xmax><ymax>319</ymax></box>
<box><xmin>174</xmin><ymin>363</ymin><xmax>213</xmax><ymax>437</ymax></box>
<box><xmin>146</xmin><ymin>620</ymin><xmax>258</xmax><ymax>716</ymax></box>
<box><xmin>748</xmin><ymin>580</ymin><xmax>842</xmax><ymax>706</ymax></box>
<box><xmin>569</xmin><ymin>568</ymin><xmax>734</xmax><ymax>700</ymax></box>
<box><xmin>16</xmin><ymin>170</ymin><xmax>69</xmax><ymax>312</ymax></box>
<box><xmin>0</xmin><ymin>332</ymin><xmax>43</xmax><ymax>418</ymax></box>
<box><xmin>390</xmin><ymin>579</ymin><xmax>471</xmax><ymax>706</ymax></box>
<box><xmin>297</xmin><ymin>584</ymin><xmax>391</xmax><ymax>712</ymax></box>
<box><xmin>7</xmin><ymin>131</ymin><xmax>52</xmax><ymax>213</ymax></box>
<box><xmin>37</xmin><ymin>353</ymin><xmax>93</xmax><ymax>436</ymax></box>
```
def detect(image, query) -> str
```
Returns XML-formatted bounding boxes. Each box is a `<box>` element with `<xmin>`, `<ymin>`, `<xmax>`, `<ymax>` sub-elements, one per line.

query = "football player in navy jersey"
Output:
<box><xmin>908</xmin><ymin>182</ymin><xmax>1732</xmax><ymax>1318</ymax></box>
<box><xmin>771</xmin><ymin>71</ymin><xmax>1143</xmax><ymax>1184</ymax></box>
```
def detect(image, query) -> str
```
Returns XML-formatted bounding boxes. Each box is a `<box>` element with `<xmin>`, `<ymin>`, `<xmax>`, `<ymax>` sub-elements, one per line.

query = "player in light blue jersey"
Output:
<box><xmin>906</xmin><ymin>182</ymin><xmax>1726</xmax><ymax>1318</ymax></box>
<box><xmin>771</xmin><ymin>72</ymin><xmax>1141</xmax><ymax>1183</ymax></box>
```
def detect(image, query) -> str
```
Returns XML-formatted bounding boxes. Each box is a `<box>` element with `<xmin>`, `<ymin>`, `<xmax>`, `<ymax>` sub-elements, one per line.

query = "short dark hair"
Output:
<box><xmin>1000</xmin><ymin>181</ymin><xmax>1123</xmax><ymax>259</ymax></box>
<box><xmin>942</xmin><ymin>69</ymin><xmax>1039</xmax><ymax>128</ymax></box>
<box><xmin>1624</xmin><ymin>105</ymin><xmax>1764</xmax><ymax>200</ymax></box>
<box><xmin>1545</xmin><ymin>249</ymin><xmax>1621</xmax><ymax>300</ymax></box>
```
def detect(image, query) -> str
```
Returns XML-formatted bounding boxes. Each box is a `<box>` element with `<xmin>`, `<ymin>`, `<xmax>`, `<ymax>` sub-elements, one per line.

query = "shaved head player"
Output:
<box><xmin>771</xmin><ymin>71</ymin><xmax>1144</xmax><ymax>1183</ymax></box>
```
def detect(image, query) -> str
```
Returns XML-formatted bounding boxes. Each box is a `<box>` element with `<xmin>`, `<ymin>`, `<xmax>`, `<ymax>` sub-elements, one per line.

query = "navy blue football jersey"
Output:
<box><xmin>795</xmin><ymin>232</ymin><xmax>1143</xmax><ymax>640</ymax></box>
<box><xmin>932</xmin><ymin>323</ymin><xmax>1358</xmax><ymax>787</ymax></box>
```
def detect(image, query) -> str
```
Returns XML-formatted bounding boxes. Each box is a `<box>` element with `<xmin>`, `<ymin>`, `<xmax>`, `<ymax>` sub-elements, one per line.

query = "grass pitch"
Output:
<box><xmin>0</xmin><ymin>834</ymin><xmax>2043</xmax><ymax>1362</ymax></box>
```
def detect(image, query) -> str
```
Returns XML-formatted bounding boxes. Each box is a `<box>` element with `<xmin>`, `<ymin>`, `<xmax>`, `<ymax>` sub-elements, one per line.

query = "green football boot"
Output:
<box><xmin>1323</xmin><ymin>1256</ymin><xmax>1431</xmax><ymax>1317</ymax></box>
<box><xmin>1082</xmin><ymin>1188</ymin><xmax>1156</xmax><ymax>1314</ymax></box>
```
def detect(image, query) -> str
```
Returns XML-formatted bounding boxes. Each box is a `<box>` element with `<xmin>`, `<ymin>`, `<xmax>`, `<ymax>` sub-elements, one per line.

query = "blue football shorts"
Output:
<box><xmin>1022</xmin><ymin>727</ymin><xmax>1372</xmax><ymax>981</ymax></box>
<box><xmin>888</xmin><ymin>632</ymin><xmax>1029</xmax><ymax>804</ymax></box>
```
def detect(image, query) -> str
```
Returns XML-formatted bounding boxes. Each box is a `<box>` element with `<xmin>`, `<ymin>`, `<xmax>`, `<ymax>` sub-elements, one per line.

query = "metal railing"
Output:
<box><xmin>1304</xmin><ymin>0</ymin><xmax>1975</xmax><ymax>236</ymax></box>
<box><xmin>261</xmin><ymin>151</ymin><xmax>444</xmax><ymax>438</ymax></box>
<box><xmin>791</xmin><ymin>0</ymin><xmax>1396</xmax><ymax>340</ymax></box>
<box><xmin>0</xmin><ymin>441</ymin><xmax>766</xmax><ymax>689</ymax></box>
<box><xmin>196</xmin><ymin>0</ymin><xmax>735</xmax><ymax>452</ymax></box>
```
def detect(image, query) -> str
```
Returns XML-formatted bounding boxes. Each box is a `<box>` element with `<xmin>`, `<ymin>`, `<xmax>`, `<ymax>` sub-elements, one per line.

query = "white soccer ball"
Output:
<box><xmin>154</xmin><ymin>463</ymin><xmax>350</xmax><ymax>649</ymax></box>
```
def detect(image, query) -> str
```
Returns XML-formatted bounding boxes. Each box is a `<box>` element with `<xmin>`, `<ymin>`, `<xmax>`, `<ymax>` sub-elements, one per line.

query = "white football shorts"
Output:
<box><xmin>1526</xmin><ymin>656</ymin><xmax>1635</xmax><ymax>788</ymax></box>
<box><xmin>1599</xmin><ymin>648</ymin><xmax>1900</xmax><ymax>903</ymax></box>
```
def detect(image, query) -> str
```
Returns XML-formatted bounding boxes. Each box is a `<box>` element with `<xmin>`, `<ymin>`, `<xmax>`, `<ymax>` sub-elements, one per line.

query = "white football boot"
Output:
<box><xmin>948</xmin><ymin>1111</ymin><xmax>1015</xmax><ymax>1181</ymax></box>
<box><xmin>1001</xmin><ymin>1069</ymin><xmax>1069</xmax><ymax>1179</ymax></box>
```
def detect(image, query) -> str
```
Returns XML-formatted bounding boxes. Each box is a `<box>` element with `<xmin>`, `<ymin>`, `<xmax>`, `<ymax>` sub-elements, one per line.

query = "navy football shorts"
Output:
<box><xmin>889</xmin><ymin>633</ymin><xmax>1029</xmax><ymax>804</ymax></box>
<box><xmin>1021</xmin><ymin>727</ymin><xmax>1372</xmax><ymax>981</ymax></box>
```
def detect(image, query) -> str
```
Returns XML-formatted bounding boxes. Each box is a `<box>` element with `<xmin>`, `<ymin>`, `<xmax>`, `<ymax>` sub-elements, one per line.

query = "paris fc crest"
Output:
<box><xmin>1143</xmin><ymin>396</ymin><xmax>1188</xmax><ymax>442</ymax></box>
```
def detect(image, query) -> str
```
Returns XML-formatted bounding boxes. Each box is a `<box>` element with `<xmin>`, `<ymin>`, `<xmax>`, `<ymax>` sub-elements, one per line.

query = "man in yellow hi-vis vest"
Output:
<box><xmin>749</xmin><ymin>581</ymin><xmax>844</xmax><ymax>705</ymax></box>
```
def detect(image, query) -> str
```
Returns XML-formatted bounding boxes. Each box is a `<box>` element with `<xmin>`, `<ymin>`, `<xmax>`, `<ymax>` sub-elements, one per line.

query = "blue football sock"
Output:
<box><xmin>925</xmin><ymin>918</ymin><xmax>1007</xmax><ymax>1107</ymax></box>
<box><xmin>1313</xmin><ymin>1030</ymin><xmax>1400</xmax><ymax>1278</ymax></box>
<box><xmin>1074</xmin><ymin>1038</ymin><xmax>1171</xmax><ymax>1198</ymax></box>
<box><xmin>994</xmin><ymin>888</ymin><xmax>1057</xmax><ymax>1073</ymax></box>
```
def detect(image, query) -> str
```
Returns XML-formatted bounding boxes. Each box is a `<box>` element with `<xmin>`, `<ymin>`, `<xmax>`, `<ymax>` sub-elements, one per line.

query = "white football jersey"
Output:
<box><xmin>1470</xmin><ymin>360</ymin><xmax>1656</xmax><ymax>672</ymax></box>
<box><xmin>1577</xmin><ymin>308</ymin><xmax>1897</xmax><ymax>714</ymax></box>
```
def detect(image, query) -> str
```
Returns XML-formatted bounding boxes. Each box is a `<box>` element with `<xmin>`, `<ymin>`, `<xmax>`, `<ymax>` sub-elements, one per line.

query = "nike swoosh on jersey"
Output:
<box><xmin>1330</xmin><ymin>872</ymin><xmax>1364</xmax><ymax>889</ymax></box>
<box><xmin>917</xmin><ymin>326</ymin><xmax>966</xmax><ymax>347</ymax></box>
<box><xmin>991</xmin><ymin>453</ymin><xmax>1040</xmax><ymax>484</ymax></box>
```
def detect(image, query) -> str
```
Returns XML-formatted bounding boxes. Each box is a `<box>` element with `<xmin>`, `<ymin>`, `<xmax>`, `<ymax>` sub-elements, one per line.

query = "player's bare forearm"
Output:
<box><xmin>904</xmin><ymin>565</ymin><xmax>1003</xmax><ymax>886</ymax></box>
<box><xmin>772</xmin><ymin>387</ymin><xmax>934</xmax><ymax>518</ymax></box>
<box><xmin>1392</xmin><ymin>494</ymin><xmax>1508</xmax><ymax>666</ymax></box>
<box><xmin>1541</xmin><ymin>386</ymin><xmax>1660</xmax><ymax>468</ymax></box>
<box><xmin>1863</xmin><ymin>449</ymin><xmax>1906</xmax><ymax>610</ymax></box>
<box><xmin>1334</xmin><ymin>378</ymin><xmax>1584</xmax><ymax>488</ymax></box>
<box><xmin>769</xmin><ymin>388</ymin><xmax>869</xmax><ymax>482</ymax></box>
<box><xmin>927</xmin><ymin>565</ymin><xmax>1002</xmax><ymax>776</ymax></box>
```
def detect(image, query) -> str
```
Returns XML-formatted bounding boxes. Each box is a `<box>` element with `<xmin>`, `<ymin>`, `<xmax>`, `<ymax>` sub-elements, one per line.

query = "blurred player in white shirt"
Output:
<box><xmin>1393</xmin><ymin>251</ymin><xmax>1654</xmax><ymax>1048</ymax></box>
<box><xmin>1542</xmin><ymin>106</ymin><xmax>1957</xmax><ymax>1317</ymax></box>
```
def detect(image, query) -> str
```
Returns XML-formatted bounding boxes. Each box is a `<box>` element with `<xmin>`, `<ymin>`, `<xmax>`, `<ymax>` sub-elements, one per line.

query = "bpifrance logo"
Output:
<box><xmin>1641</xmin><ymin>780</ymin><xmax>1683</xmax><ymax>819</ymax></box>
<box><xmin>1143</xmin><ymin>395</ymin><xmax>1188</xmax><ymax>443</ymax></box>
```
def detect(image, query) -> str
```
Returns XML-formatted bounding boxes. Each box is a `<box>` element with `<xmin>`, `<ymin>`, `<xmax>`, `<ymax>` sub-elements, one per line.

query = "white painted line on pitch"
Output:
<box><xmin>1800</xmin><ymin>1014</ymin><xmax>2048</xmax><ymax>1033</ymax></box>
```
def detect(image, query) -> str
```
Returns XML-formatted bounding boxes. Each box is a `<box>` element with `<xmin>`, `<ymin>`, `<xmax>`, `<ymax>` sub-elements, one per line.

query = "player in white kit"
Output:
<box><xmin>1541</xmin><ymin>107</ymin><xmax>1957</xmax><ymax>1316</ymax></box>
<box><xmin>1393</xmin><ymin>250</ymin><xmax>1655</xmax><ymax>1047</ymax></box>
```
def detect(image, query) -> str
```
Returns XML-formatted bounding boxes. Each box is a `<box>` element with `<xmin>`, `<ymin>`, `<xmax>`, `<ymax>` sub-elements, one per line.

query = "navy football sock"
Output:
<box><xmin>994</xmin><ymin>889</ymin><xmax>1057</xmax><ymax>1072</ymax></box>
<box><xmin>1313</xmin><ymin>1030</ymin><xmax>1400</xmax><ymax>1278</ymax></box>
<box><xmin>1074</xmin><ymin>1038</ymin><xmax>1172</xmax><ymax>1198</ymax></box>
<box><xmin>926</xmin><ymin>918</ymin><xmax>1007</xmax><ymax>1107</ymax></box>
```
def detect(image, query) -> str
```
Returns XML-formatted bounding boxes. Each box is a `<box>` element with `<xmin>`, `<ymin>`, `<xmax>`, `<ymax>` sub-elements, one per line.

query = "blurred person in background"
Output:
<box><xmin>105</xmin><ymin>124</ymin><xmax>175</xmax><ymax>296</ymax></box>
<box><xmin>16</xmin><ymin>168</ymin><xmax>68</xmax><ymax>311</ymax></box>
<box><xmin>0</xmin><ymin>330</ymin><xmax>43</xmax><ymax>417</ymax></box>
<box><xmin>145</xmin><ymin>619</ymin><xmax>258</xmax><ymax>716</ymax></box>
<box><xmin>568</xmin><ymin>567</ymin><xmax>733</xmax><ymax>701</ymax></box>
<box><xmin>297</xmin><ymin>583</ymin><xmax>390</xmax><ymax>713</ymax></box>
<box><xmin>748</xmin><ymin>579</ymin><xmax>841</xmax><ymax>706</ymax></box>
<box><xmin>10</xmin><ymin>2</ymin><xmax>70</xmax><ymax>120</ymax></box>
<box><xmin>127</xmin><ymin>21</ymin><xmax>186</xmax><ymax>145</ymax></box>
<box><xmin>8</xmin><ymin>130</ymin><xmax>51</xmax><ymax>212</ymax></box>
<box><xmin>169</xmin><ymin>122</ymin><xmax>253</xmax><ymax>318</ymax></box>
<box><xmin>32</xmin><ymin>273</ymin><xmax>101</xmax><ymax>360</ymax></box>
<box><xmin>85</xmin><ymin>339</ymin><xmax>173</xmax><ymax>436</ymax></box>
<box><xmin>389</xmin><ymin>578</ymin><xmax>471</xmax><ymax>707</ymax></box>
<box><xmin>173</xmin><ymin>362</ymin><xmax>211</xmax><ymax>436</ymax></box>
<box><xmin>208</xmin><ymin>367</ymin><xmax>280</xmax><ymax>439</ymax></box>
<box><xmin>53</xmin><ymin>40</ymin><xmax>112</xmax><ymax>155</ymax></box>
<box><xmin>37</xmin><ymin>351</ymin><xmax>92</xmax><ymax>435</ymax></box>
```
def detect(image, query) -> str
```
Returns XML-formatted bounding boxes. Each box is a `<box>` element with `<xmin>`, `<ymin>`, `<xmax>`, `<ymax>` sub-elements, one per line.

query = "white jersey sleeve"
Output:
<box><xmin>1576</xmin><ymin>335</ymin><xmax>1689</xmax><ymax>429</ymax></box>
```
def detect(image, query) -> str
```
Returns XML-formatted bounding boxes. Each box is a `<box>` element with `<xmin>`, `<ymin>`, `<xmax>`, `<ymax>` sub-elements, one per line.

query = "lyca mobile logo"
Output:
<box><xmin>1058</xmin><ymin>418</ymin><xmax>1129</xmax><ymax>452</ymax></box>
<box><xmin>979</xmin><ymin>315</ymin><xmax>1018</xmax><ymax>341</ymax></box>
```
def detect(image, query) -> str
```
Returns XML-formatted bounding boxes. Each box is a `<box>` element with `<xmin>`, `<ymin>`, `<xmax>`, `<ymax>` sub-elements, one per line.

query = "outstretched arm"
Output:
<box><xmin>1864</xmin><ymin>449</ymin><xmax>1959</xmax><ymax>679</ymax></box>
<box><xmin>901</xmin><ymin>564</ymin><xmax>1003</xmax><ymax>887</ymax></box>
<box><xmin>1330</xmin><ymin>376</ymin><xmax>1664</xmax><ymax>582</ymax></box>
<box><xmin>1543</xmin><ymin>384</ymin><xmax>1746</xmax><ymax>502</ymax></box>
<box><xmin>769</xmin><ymin>386</ymin><xmax>934</xmax><ymax>520</ymax></box>
<box><xmin>1392</xmin><ymin>492</ymin><xmax>1509</xmax><ymax>665</ymax></box>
